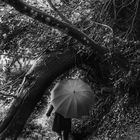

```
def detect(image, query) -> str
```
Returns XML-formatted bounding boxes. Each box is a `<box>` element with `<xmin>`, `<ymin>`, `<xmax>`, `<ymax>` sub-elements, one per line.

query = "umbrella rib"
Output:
<box><xmin>55</xmin><ymin>97</ymin><xmax>72</xmax><ymax>117</ymax></box>
<box><xmin>51</xmin><ymin>92</ymin><xmax>70</xmax><ymax>100</ymax></box>
<box><xmin>73</xmin><ymin>93</ymin><xmax>78</xmax><ymax>117</ymax></box>
<box><xmin>51</xmin><ymin>94</ymin><xmax>70</xmax><ymax>103</ymax></box>
<box><xmin>52</xmin><ymin>95</ymin><xmax>71</xmax><ymax>111</ymax></box>
<box><xmin>63</xmin><ymin>96</ymin><xmax>73</xmax><ymax>118</ymax></box>
<box><xmin>74</xmin><ymin>91</ymin><xmax>93</xmax><ymax>99</ymax></box>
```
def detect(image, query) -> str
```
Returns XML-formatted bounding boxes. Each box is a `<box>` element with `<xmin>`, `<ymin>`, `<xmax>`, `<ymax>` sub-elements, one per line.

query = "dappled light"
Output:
<box><xmin>0</xmin><ymin>0</ymin><xmax>140</xmax><ymax>139</ymax></box>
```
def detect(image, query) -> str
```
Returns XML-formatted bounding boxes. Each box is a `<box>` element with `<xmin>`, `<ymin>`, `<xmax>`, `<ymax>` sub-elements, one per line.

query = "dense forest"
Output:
<box><xmin>0</xmin><ymin>0</ymin><xmax>140</xmax><ymax>139</ymax></box>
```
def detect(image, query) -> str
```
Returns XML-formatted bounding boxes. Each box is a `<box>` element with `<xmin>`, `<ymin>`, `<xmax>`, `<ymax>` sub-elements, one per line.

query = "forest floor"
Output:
<box><xmin>1</xmin><ymin>94</ymin><xmax>140</xmax><ymax>140</ymax></box>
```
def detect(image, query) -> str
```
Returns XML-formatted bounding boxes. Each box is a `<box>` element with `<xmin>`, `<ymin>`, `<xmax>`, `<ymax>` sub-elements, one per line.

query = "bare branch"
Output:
<box><xmin>0</xmin><ymin>92</ymin><xmax>17</xmax><ymax>98</ymax></box>
<box><xmin>47</xmin><ymin>0</ymin><xmax>72</xmax><ymax>24</ymax></box>
<box><xmin>117</xmin><ymin>0</ymin><xmax>135</xmax><ymax>15</ymax></box>
<box><xmin>112</xmin><ymin>0</ymin><xmax>117</xmax><ymax>20</ymax></box>
<box><xmin>125</xmin><ymin>0</ymin><xmax>140</xmax><ymax>38</ymax></box>
<box><xmin>94</xmin><ymin>21</ymin><xmax>113</xmax><ymax>35</ymax></box>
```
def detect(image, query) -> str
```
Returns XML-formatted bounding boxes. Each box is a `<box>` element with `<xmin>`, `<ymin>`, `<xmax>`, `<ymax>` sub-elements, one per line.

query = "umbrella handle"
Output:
<box><xmin>46</xmin><ymin>104</ymin><xmax>54</xmax><ymax>117</ymax></box>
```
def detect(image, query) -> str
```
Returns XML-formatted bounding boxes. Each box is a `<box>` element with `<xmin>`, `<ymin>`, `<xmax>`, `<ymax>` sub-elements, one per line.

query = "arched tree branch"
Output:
<box><xmin>0</xmin><ymin>48</ymin><xmax>101</xmax><ymax>139</ymax></box>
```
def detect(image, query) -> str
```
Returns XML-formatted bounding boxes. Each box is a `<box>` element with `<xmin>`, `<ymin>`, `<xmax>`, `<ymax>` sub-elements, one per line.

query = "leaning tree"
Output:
<box><xmin>0</xmin><ymin>0</ymin><xmax>140</xmax><ymax>139</ymax></box>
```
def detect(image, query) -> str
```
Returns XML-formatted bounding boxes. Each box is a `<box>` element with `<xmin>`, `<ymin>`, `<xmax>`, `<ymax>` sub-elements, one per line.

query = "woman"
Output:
<box><xmin>46</xmin><ymin>104</ymin><xmax>72</xmax><ymax>140</ymax></box>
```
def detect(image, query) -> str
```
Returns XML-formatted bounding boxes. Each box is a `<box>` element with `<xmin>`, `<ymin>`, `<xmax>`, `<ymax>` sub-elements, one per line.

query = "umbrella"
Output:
<box><xmin>51</xmin><ymin>79</ymin><xmax>95</xmax><ymax>118</ymax></box>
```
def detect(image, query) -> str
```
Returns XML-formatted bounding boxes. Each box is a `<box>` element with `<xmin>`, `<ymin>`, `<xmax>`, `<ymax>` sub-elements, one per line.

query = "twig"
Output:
<box><xmin>93</xmin><ymin>21</ymin><xmax>113</xmax><ymax>35</ymax></box>
<box><xmin>117</xmin><ymin>0</ymin><xmax>135</xmax><ymax>15</ymax></box>
<box><xmin>47</xmin><ymin>0</ymin><xmax>72</xmax><ymax>24</ymax></box>
<box><xmin>112</xmin><ymin>0</ymin><xmax>117</xmax><ymax>20</ymax></box>
<box><xmin>15</xmin><ymin>76</ymin><xmax>26</xmax><ymax>97</ymax></box>
<box><xmin>0</xmin><ymin>92</ymin><xmax>17</xmax><ymax>98</ymax></box>
<box><xmin>125</xmin><ymin>0</ymin><xmax>139</xmax><ymax>38</ymax></box>
<box><xmin>0</xmin><ymin>73</ymin><xmax>25</xmax><ymax>90</ymax></box>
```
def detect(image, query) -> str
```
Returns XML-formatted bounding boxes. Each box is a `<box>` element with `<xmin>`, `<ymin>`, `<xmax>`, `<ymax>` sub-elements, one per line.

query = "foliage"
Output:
<box><xmin>0</xmin><ymin>0</ymin><xmax>140</xmax><ymax>139</ymax></box>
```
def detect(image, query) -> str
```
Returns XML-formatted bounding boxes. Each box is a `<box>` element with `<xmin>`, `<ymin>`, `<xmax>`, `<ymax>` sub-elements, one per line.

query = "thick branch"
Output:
<box><xmin>2</xmin><ymin>0</ymin><xmax>106</xmax><ymax>56</ymax></box>
<box><xmin>0</xmin><ymin>92</ymin><xmax>17</xmax><ymax>98</ymax></box>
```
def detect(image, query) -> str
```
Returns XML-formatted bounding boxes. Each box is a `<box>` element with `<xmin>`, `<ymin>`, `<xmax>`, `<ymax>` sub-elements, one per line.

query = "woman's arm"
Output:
<box><xmin>46</xmin><ymin>104</ymin><xmax>54</xmax><ymax>117</ymax></box>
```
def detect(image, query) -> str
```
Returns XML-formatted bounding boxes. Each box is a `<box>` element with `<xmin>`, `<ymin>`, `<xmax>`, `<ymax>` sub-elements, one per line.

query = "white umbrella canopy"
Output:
<box><xmin>51</xmin><ymin>79</ymin><xmax>95</xmax><ymax>118</ymax></box>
